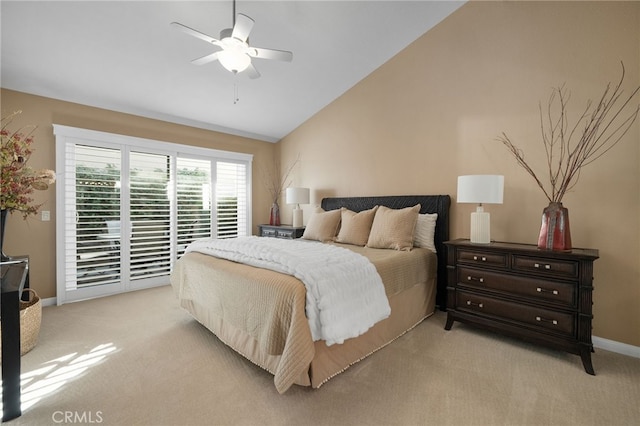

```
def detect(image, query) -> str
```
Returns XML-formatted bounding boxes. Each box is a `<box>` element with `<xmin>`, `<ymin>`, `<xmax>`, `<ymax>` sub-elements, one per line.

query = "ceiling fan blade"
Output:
<box><xmin>232</xmin><ymin>13</ymin><xmax>254</xmax><ymax>42</ymax></box>
<box><xmin>245</xmin><ymin>63</ymin><xmax>261</xmax><ymax>79</ymax></box>
<box><xmin>171</xmin><ymin>22</ymin><xmax>221</xmax><ymax>46</ymax></box>
<box><xmin>191</xmin><ymin>51</ymin><xmax>220</xmax><ymax>66</ymax></box>
<box><xmin>249</xmin><ymin>47</ymin><xmax>293</xmax><ymax>62</ymax></box>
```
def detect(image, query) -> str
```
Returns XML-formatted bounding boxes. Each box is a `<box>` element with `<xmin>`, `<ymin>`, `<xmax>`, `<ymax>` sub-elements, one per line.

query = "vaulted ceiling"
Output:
<box><xmin>1</xmin><ymin>1</ymin><xmax>464</xmax><ymax>142</ymax></box>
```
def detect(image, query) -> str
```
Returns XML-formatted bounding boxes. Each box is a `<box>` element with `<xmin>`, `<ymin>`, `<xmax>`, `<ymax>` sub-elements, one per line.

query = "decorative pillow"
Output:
<box><xmin>335</xmin><ymin>206</ymin><xmax>379</xmax><ymax>246</ymax></box>
<box><xmin>302</xmin><ymin>208</ymin><xmax>341</xmax><ymax>242</ymax></box>
<box><xmin>366</xmin><ymin>204</ymin><xmax>421</xmax><ymax>251</ymax></box>
<box><xmin>414</xmin><ymin>213</ymin><xmax>438</xmax><ymax>253</ymax></box>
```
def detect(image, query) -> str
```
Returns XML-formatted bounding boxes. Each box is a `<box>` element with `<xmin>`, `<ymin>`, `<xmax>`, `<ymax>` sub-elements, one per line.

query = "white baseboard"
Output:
<box><xmin>41</xmin><ymin>296</ymin><xmax>57</xmax><ymax>307</ymax></box>
<box><xmin>38</xmin><ymin>294</ymin><xmax>639</xmax><ymax>359</ymax></box>
<box><xmin>593</xmin><ymin>336</ymin><xmax>640</xmax><ymax>358</ymax></box>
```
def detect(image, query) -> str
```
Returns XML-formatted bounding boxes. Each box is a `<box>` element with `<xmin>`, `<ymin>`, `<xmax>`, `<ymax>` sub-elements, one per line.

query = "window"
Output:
<box><xmin>176</xmin><ymin>157</ymin><xmax>212</xmax><ymax>257</ymax></box>
<box><xmin>54</xmin><ymin>125</ymin><xmax>252</xmax><ymax>304</ymax></box>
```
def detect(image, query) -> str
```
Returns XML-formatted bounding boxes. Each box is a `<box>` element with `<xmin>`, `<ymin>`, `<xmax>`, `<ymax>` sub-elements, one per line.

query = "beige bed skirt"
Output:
<box><xmin>181</xmin><ymin>279</ymin><xmax>435</xmax><ymax>389</ymax></box>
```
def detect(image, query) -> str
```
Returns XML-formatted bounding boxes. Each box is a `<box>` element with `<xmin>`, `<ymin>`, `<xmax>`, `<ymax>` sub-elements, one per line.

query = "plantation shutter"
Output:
<box><xmin>175</xmin><ymin>158</ymin><xmax>249</xmax><ymax>257</ymax></box>
<box><xmin>129</xmin><ymin>151</ymin><xmax>172</xmax><ymax>280</ymax></box>
<box><xmin>64</xmin><ymin>144</ymin><xmax>123</xmax><ymax>295</ymax></box>
<box><xmin>176</xmin><ymin>158</ymin><xmax>212</xmax><ymax>257</ymax></box>
<box><xmin>54</xmin><ymin>124</ymin><xmax>252</xmax><ymax>305</ymax></box>
<box><xmin>216</xmin><ymin>161</ymin><xmax>247</xmax><ymax>239</ymax></box>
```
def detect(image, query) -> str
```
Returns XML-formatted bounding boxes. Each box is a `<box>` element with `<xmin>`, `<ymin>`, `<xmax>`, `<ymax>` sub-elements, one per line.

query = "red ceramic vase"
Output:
<box><xmin>537</xmin><ymin>202</ymin><xmax>572</xmax><ymax>251</ymax></box>
<box><xmin>269</xmin><ymin>202</ymin><xmax>280</xmax><ymax>226</ymax></box>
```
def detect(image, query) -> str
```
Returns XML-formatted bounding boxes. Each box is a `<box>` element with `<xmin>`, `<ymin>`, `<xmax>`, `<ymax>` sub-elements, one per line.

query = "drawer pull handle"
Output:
<box><xmin>534</xmin><ymin>263</ymin><xmax>551</xmax><ymax>270</ymax></box>
<box><xmin>536</xmin><ymin>287</ymin><xmax>559</xmax><ymax>295</ymax></box>
<box><xmin>466</xmin><ymin>300</ymin><xmax>484</xmax><ymax>308</ymax></box>
<box><xmin>473</xmin><ymin>256</ymin><xmax>487</xmax><ymax>262</ymax></box>
<box><xmin>535</xmin><ymin>316</ymin><xmax>558</xmax><ymax>325</ymax></box>
<box><xmin>467</xmin><ymin>276</ymin><xmax>484</xmax><ymax>283</ymax></box>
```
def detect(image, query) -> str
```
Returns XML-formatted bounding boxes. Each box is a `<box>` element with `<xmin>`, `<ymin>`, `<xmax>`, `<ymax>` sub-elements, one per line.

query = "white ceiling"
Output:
<box><xmin>1</xmin><ymin>1</ymin><xmax>464</xmax><ymax>142</ymax></box>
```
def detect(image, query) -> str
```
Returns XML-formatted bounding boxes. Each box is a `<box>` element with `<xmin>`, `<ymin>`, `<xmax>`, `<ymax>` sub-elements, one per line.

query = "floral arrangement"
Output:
<box><xmin>497</xmin><ymin>63</ymin><xmax>639</xmax><ymax>204</ymax></box>
<box><xmin>1</xmin><ymin>111</ymin><xmax>56</xmax><ymax>218</ymax></box>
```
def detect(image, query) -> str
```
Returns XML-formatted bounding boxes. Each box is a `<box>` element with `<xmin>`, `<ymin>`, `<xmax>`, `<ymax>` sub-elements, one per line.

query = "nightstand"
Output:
<box><xmin>444</xmin><ymin>239</ymin><xmax>599</xmax><ymax>375</ymax></box>
<box><xmin>258</xmin><ymin>224</ymin><xmax>305</xmax><ymax>239</ymax></box>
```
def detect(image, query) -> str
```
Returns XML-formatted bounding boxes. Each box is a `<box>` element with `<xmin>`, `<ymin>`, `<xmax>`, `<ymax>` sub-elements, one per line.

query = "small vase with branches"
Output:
<box><xmin>498</xmin><ymin>63</ymin><xmax>639</xmax><ymax>250</ymax></box>
<box><xmin>261</xmin><ymin>154</ymin><xmax>300</xmax><ymax>226</ymax></box>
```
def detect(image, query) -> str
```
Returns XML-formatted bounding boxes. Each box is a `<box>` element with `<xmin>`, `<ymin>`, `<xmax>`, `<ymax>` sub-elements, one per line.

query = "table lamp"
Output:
<box><xmin>286</xmin><ymin>187</ymin><xmax>310</xmax><ymax>228</ymax></box>
<box><xmin>457</xmin><ymin>175</ymin><xmax>504</xmax><ymax>244</ymax></box>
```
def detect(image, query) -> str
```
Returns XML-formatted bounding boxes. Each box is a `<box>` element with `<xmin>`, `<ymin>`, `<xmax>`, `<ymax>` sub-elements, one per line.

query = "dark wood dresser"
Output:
<box><xmin>443</xmin><ymin>239</ymin><xmax>599</xmax><ymax>374</ymax></box>
<box><xmin>258</xmin><ymin>224</ymin><xmax>305</xmax><ymax>239</ymax></box>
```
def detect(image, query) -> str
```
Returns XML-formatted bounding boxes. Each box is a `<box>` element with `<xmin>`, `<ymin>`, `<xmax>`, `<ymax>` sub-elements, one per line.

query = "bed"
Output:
<box><xmin>170</xmin><ymin>195</ymin><xmax>450</xmax><ymax>393</ymax></box>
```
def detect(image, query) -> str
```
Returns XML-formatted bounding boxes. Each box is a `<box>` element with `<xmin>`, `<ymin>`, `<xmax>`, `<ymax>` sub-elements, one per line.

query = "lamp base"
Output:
<box><xmin>470</xmin><ymin>206</ymin><xmax>491</xmax><ymax>244</ymax></box>
<box><xmin>292</xmin><ymin>208</ymin><xmax>303</xmax><ymax>228</ymax></box>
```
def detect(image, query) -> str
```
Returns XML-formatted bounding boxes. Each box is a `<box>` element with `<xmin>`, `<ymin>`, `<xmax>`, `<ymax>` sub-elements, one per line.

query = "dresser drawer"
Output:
<box><xmin>275</xmin><ymin>229</ymin><xmax>294</xmax><ymax>238</ymax></box>
<box><xmin>512</xmin><ymin>255</ymin><xmax>578</xmax><ymax>278</ymax></box>
<box><xmin>457</xmin><ymin>267</ymin><xmax>576</xmax><ymax>307</ymax></box>
<box><xmin>457</xmin><ymin>249</ymin><xmax>507</xmax><ymax>269</ymax></box>
<box><xmin>261</xmin><ymin>228</ymin><xmax>277</xmax><ymax>237</ymax></box>
<box><xmin>456</xmin><ymin>290</ymin><xmax>575</xmax><ymax>336</ymax></box>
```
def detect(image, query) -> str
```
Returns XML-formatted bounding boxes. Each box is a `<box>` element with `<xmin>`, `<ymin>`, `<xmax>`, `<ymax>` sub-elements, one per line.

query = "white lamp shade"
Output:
<box><xmin>286</xmin><ymin>187</ymin><xmax>310</xmax><ymax>205</ymax></box>
<box><xmin>457</xmin><ymin>175</ymin><xmax>504</xmax><ymax>204</ymax></box>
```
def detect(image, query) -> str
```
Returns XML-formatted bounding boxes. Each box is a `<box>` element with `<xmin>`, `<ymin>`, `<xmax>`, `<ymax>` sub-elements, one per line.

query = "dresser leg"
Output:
<box><xmin>444</xmin><ymin>314</ymin><xmax>454</xmax><ymax>330</ymax></box>
<box><xmin>580</xmin><ymin>349</ymin><xmax>595</xmax><ymax>375</ymax></box>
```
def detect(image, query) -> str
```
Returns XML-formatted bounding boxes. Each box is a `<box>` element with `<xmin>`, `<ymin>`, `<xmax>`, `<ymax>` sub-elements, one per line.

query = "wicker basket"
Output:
<box><xmin>0</xmin><ymin>288</ymin><xmax>42</xmax><ymax>356</ymax></box>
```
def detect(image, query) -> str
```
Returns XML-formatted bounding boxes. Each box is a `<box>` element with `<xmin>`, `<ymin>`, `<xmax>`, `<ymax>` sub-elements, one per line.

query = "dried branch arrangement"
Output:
<box><xmin>261</xmin><ymin>153</ymin><xmax>300</xmax><ymax>203</ymax></box>
<box><xmin>498</xmin><ymin>63</ymin><xmax>639</xmax><ymax>203</ymax></box>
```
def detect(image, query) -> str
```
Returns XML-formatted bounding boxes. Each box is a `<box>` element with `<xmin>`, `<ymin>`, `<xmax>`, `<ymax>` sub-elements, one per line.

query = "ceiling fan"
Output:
<box><xmin>171</xmin><ymin>0</ymin><xmax>293</xmax><ymax>79</ymax></box>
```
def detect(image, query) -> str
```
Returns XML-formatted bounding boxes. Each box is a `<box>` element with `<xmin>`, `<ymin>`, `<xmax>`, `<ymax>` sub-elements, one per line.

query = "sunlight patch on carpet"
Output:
<box><xmin>0</xmin><ymin>343</ymin><xmax>118</xmax><ymax>413</ymax></box>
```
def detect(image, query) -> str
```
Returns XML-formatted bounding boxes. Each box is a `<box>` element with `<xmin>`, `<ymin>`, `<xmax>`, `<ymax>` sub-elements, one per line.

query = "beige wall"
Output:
<box><xmin>1</xmin><ymin>89</ymin><xmax>278</xmax><ymax>300</ymax></box>
<box><xmin>279</xmin><ymin>1</ymin><xmax>640</xmax><ymax>346</ymax></box>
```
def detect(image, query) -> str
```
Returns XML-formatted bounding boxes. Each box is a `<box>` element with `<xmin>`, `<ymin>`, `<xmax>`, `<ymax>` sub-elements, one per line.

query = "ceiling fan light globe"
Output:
<box><xmin>218</xmin><ymin>50</ymin><xmax>251</xmax><ymax>73</ymax></box>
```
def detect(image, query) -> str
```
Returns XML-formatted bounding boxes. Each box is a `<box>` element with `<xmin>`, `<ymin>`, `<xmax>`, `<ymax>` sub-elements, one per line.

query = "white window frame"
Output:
<box><xmin>53</xmin><ymin>125</ymin><xmax>252</xmax><ymax>304</ymax></box>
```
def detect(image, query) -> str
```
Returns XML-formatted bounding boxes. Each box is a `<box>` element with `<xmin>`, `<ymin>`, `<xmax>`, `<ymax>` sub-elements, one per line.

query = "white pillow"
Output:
<box><xmin>414</xmin><ymin>213</ymin><xmax>438</xmax><ymax>253</ymax></box>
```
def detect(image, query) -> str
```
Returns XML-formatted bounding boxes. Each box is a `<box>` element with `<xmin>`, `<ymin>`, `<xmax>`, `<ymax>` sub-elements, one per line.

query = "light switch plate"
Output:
<box><xmin>41</xmin><ymin>210</ymin><xmax>50</xmax><ymax>221</ymax></box>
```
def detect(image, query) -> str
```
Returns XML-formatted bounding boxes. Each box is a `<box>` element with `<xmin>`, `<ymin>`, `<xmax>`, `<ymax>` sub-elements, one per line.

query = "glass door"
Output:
<box><xmin>55</xmin><ymin>124</ymin><xmax>253</xmax><ymax>304</ymax></box>
<box><xmin>74</xmin><ymin>145</ymin><xmax>122</xmax><ymax>292</ymax></box>
<box><xmin>129</xmin><ymin>151</ymin><xmax>172</xmax><ymax>289</ymax></box>
<box><xmin>176</xmin><ymin>157</ymin><xmax>212</xmax><ymax>257</ymax></box>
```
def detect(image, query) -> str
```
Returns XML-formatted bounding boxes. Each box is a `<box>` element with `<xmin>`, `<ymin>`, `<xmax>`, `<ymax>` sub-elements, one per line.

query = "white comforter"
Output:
<box><xmin>185</xmin><ymin>236</ymin><xmax>391</xmax><ymax>345</ymax></box>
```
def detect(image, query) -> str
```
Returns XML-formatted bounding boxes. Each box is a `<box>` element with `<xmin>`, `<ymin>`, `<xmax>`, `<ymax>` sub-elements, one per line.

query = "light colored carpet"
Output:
<box><xmin>5</xmin><ymin>285</ymin><xmax>640</xmax><ymax>426</ymax></box>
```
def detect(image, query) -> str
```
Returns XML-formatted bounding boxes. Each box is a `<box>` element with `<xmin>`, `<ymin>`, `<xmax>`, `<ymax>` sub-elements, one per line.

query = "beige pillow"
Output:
<box><xmin>335</xmin><ymin>206</ymin><xmax>379</xmax><ymax>246</ymax></box>
<box><xmin>302</xmin><ymin>208</ymin><xmax>341</xmax><ymax>242</ymax></box>
<box><xmin>366</xmin><ymin>204</ymin><xmax>421</xmax><ymax>251</ymax></box>
<box><xmin>414</xmin><ymin>213</ymin><xmax>438</xmax><ymax>253</ymax></box>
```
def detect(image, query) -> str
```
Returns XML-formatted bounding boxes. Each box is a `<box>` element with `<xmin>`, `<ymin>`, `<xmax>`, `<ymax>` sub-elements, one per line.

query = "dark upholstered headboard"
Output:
<box><xmin>321</xmin><ymin>195</ymin><xmax>451</xmax><ymax>310</ymax></box>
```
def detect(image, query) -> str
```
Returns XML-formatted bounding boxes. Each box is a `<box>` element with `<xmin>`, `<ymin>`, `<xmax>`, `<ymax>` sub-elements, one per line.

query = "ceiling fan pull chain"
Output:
<box><xmin>234</xmin><ymin>76</ymin><xmax>240</xmax><ymax>104</ymax></box>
